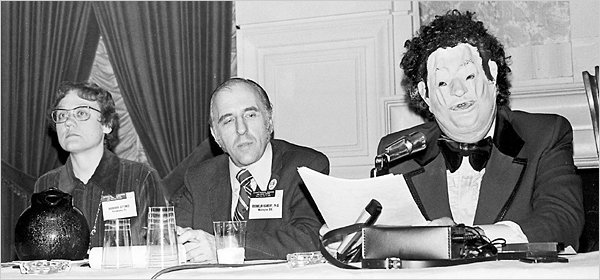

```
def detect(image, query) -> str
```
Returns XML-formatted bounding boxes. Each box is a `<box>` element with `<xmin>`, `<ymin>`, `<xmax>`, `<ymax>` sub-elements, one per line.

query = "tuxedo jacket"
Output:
<box><xmin>378</xmin><ymin>106</ymin><xmax>584</xmax><ymax>250</ymax></box>
<box><xmin>173</xmin><ymin>139</ymin><xmax>330</xmax><ymax>260</ymax></box>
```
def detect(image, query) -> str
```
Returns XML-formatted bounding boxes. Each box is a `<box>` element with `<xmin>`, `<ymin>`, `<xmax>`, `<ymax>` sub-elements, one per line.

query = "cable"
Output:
<box><xmin>150</xmin><ymin>260</ymin><xmax>287</xmax><ymax>279</ymax></box>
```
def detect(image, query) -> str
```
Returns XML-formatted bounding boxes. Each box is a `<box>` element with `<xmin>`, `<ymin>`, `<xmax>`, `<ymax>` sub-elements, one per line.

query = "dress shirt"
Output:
<box><xmin>228</xmin><ymin>143</ymin><xmax>273</xmax><ymax>219</ymax></box>
<box><xmin>445</xmin><ymin>120</ymin><xmax>528</xmax><ymax>243</ymax></box>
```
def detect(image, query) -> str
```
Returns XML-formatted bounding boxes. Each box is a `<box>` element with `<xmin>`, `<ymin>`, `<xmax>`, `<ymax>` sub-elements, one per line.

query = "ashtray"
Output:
<box><xmin>286</xmin><ymin>251</ymin><xmax>327</xmax><ymax>268</ymax></box>
<box><xmin>19</xmin><ymin>259</ymin><xmax>72</xmax><ymax>274</ymax></box>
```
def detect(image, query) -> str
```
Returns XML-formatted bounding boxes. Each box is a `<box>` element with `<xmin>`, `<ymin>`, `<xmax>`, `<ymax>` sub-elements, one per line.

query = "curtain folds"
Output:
<box><xmin>92</xmin><ymin>1</ymin><xmax>232</xmax><ymax>177</ymax></box>
<box><xmin>89</xmin><ymin>36</ymin><xmax>149</xmax><ymax>164</ymax></box>
<box><xmin>1</xmin><ymin>1</ymin><xmax>100</xmax><ymax>261</ymax></box>
<box><xmin>1</xmin><ymin>1</ymin><xmax>100</xmax><ymax>177</ymax></box>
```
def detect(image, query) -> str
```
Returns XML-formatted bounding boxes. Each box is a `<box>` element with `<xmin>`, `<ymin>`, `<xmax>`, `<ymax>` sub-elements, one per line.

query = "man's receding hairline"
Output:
<box><xmin>213</xmin><ymin>81</ymin><xmax>257</xmax><ymax>99</ymax></box>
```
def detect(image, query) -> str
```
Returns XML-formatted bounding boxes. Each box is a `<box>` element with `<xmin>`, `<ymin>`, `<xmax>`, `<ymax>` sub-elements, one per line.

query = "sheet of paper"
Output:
<box><xmin>298</xmin><ymin>167</ymin><xmax>427</xmax><ymax>230</ymax></box>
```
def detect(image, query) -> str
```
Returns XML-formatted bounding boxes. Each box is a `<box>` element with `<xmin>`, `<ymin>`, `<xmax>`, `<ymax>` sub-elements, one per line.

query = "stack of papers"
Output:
<box><xmin>297</xmin><ymin>167</ymin><xmax>427</xmax><ymax>230</ymax></box>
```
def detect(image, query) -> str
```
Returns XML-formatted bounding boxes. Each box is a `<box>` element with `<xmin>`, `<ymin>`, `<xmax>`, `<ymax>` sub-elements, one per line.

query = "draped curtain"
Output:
<box><xmin>1</xmin><ymin>1</ymin><xmax>100</xmax><ymax>176</ymax></box>
<box><xmin>92</xmin><ymin>1</ymin><xmax>233</xmax><ymax>177</ymax></box>
<box><xmin>1</xmin><ymin>1</ymin><xmax>232</xmax><ymax>261</ymax></box>
<box><xmin>89</xmin><ymin>36</ymin><xmax>150</xmax><ymax>163</ymax></box>
<box><xmin>1</xmin><ymin>1</ymin><xmax>100</xmax><ymax>261</ymax></box>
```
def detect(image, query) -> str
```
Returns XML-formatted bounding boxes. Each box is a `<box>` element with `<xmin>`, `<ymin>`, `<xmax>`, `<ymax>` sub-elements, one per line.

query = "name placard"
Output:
<box><xmin>101</xmin><ymin>192</ymin><xmax>137</xmax><ymax>220</ymax></box>
<box><xmin>249</xmin><ymin>190</ymin><xmax>283</xmax><ymax>219</ymax></box>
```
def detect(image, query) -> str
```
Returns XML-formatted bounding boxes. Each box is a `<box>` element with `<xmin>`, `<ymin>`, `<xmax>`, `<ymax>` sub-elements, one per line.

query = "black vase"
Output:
<box><xmin>14</xmin><ymin>187</ymin><xmax>90</xmax><ymax>260</ymax></box>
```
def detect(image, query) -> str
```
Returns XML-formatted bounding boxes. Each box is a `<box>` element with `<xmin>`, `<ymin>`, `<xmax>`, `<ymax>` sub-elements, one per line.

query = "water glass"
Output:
<box><xmin>102</xmin><ymin>218</ymin><xmax>133</xmax><ymax>269</ymax></box>
<box><xmin>213</xmin><ymin>221</ymin><xmax>247</xmax><ymax>265</ymax></box>
<box><xmin>146</xmin><ymin>206</ymin><xmax>179</xmax><ymax>268</ymax></box>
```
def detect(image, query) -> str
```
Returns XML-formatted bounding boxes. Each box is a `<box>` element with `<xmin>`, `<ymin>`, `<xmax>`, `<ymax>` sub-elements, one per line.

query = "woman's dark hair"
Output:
<box><xmin>50</xmin><ymin>81</ymin><xmax>119</xmax><ymax>150</ymax></box>
<box><xmin>400</xmin><ymin>10</ymin><xmax>512</xmax><ymax>121</ymax></box>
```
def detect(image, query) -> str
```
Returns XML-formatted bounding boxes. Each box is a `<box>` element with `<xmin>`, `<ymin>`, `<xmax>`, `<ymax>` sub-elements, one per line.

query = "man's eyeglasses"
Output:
<box><xmin>51</xmin><ymin>106</ymin><xmax>101</xmax><ymax>124</ymax></box>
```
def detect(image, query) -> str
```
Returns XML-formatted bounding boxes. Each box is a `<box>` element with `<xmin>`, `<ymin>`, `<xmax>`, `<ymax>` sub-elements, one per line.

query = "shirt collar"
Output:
<box><xmin>63</xmin><ymin>148</ymin><xmax>119</xmax><ymax>194</ymax></box>
<box><xmin>229</xmin><ymin>142</ymin><xmax>273</xmax><ymax>191</ymax></box>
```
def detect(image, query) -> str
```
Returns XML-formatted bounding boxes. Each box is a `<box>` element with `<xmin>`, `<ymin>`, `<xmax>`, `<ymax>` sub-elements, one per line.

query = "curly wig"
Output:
<box><xmin>400</xmin><ymin>10</ymin><xmax>512</xmax><ymax>121</ymax></box>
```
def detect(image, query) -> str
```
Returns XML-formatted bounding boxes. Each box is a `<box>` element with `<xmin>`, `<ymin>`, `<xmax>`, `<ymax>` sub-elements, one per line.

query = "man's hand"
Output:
<box><xmin>177</xmin><ymin>226</ymin><xmax>217</xmax><ymax>263</ymax></box>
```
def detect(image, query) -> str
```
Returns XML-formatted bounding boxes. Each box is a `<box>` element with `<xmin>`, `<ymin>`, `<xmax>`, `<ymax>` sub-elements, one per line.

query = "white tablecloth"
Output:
<box><xmin>2</xmin><ymin>251</ymin><xmax>598</xmax><ymax>279</ymax></box>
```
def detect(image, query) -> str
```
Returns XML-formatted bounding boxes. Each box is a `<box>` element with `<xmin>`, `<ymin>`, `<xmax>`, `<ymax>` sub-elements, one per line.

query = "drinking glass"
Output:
<box><xmin>213</xmin><ymin>221</ymin><xmax>247</xmax><ymax>265</ymax></box>
<box><xmin>102</xmin><ymin>218</ymin><xmax>133</xmax><ymax>269</ymax></box>
<box><xmin>146</xmin><ymin>206</ymin><xmax>179</xmax><ymax>268</ymax></box>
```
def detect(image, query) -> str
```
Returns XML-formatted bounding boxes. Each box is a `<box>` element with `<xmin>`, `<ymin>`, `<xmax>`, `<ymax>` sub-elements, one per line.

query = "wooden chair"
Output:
<box><xmin>579</xmin><ymin>66</ymin><xmax>599</xmax><ymax>253</ymax></box>
<box><xmin>582</xmin><ymin>66</ymin><xmax>599</xmax><ymax>158</ymax></box>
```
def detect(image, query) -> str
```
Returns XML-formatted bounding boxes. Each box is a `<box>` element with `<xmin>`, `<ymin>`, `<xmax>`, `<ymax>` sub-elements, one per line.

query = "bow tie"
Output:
<box><xmin>438</xmin><ymin>136</ymin><xmax>493</xmax><ymax>173</ymax></box>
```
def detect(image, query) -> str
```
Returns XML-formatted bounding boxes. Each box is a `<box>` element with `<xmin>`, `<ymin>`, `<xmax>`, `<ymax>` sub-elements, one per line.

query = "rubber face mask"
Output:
<box><xmin>418</xmin><ymin>43</ymin><xmax>498</xmax><ymax>143</ymax></box>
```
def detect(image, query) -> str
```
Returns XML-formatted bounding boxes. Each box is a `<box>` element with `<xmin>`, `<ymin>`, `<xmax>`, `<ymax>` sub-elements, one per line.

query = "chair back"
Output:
<box><xmin>1</xmin><ymin>160</ymin><xmax>36</xmax><ymax>261</ymax></box>
<box><xmin>161</xmin><ymin>137</ymin><xmax>223</xmax><ymax>202</ymax></box>
<box><xmin>580</xmin><ymin>67</ymin><xmax>600</xmax><ymax>253</ymax></box>
<box><xmin>582</xmin><ymin>66</ymin><xmax>599</xmax><ymax>158</ymax></box>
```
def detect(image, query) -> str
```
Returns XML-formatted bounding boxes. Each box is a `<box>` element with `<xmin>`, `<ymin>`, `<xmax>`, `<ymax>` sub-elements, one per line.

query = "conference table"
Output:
<box><xmin>2</xmin><ymin>251</ymin><xmax>598</xmax><ymax>279</ymax></box>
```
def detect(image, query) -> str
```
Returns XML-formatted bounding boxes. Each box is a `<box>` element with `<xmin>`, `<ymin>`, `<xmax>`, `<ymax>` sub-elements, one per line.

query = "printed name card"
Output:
<box><xmin>249</xmin><ymin>190</ymin><xmax>283</xmax><ymax>219</ymax></box>
<box><xmin>101</xmin><ymin>192</ymin><xmax>137</xmax><ymax>220</ymax></box>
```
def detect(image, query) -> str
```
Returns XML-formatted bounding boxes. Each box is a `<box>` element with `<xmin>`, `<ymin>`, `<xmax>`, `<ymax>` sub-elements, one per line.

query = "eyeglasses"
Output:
<box><xmin>51</xmin><ymin>105</ymin><xmax>101</xmax><ymax>124</ymax></box>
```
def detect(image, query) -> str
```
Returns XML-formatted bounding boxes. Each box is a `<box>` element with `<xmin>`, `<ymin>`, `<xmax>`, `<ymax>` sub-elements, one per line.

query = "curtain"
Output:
<box><xmin>1</xmin><ymin>1</ymin><xmax>100</xmax><ymax>175</ymax></box>
<box><xmin>89</xmin><ymin>36</ymin><xmax>150</xmax><ymax>164</ymax></box>
<box><xmin>1</xmin><ymin>1</ymin><xmax>100</xmax><ymax>261</ymax></box>
<box><xmin>92</xmin><ymin>1</ymin><xmax>233</xmax><ymax>177</ymax></box>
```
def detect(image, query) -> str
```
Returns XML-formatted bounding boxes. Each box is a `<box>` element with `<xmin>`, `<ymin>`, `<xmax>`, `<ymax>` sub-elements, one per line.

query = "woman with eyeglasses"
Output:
<box><xmin>33</xmin><ymin>81</ymin><xmax>168</xmax><ymax>249</ymax></box>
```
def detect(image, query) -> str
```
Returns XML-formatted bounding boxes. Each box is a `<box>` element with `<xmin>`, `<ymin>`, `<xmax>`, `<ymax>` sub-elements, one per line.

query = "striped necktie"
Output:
<box><xmin>234</xmin><ymin>169</ymin><xmax>253</xmax><ymax>222</ymax></box>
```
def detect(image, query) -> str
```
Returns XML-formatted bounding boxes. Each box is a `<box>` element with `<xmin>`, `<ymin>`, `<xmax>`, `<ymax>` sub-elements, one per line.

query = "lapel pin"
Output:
<box><xmin>268</xmin><ymin>178</ymin><xmax>277</xmax><ymax>190</ymax></box>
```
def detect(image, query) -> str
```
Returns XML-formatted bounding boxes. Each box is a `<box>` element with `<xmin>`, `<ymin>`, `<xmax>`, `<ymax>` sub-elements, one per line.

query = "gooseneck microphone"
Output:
<box><xmin>371</xmin><ymin>131</ymin><xmax>427</xmax><ymax>177</ymax></box>
<box><xmin>381</xmin><ymin>131</ymin><xmax>427</xmax><ymax>162</ymax></box>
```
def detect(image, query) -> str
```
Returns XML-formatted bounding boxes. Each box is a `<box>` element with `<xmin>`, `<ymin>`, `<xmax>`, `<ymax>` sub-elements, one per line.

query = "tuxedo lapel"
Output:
<box><xmin>404</xmin><ymin>155</ymin><xmax>453</xmax><ymax>221</ymax></box>
<box><xmin>387</xmin><ymin>123</ymin><xmax>453</xmax><ymax>221</ymax></box>
<box><xmin>475</xmin><ymin>107</ymin><xmax>527</xmax><ymax>224</ymax></box>
<box><xmin>474</xmin><ymin>147</ymin><xmax>526</xmax><ymax>223</ymax></box>
<box><xmin>392</xmin><ymin>106</ymin><xmax>527</xmax><ymax>224</ymax></box>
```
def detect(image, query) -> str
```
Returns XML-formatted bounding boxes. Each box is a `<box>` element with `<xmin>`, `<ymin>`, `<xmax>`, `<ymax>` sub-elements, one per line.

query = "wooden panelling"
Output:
<box><xmin>510</xmin><ymin>83</ymin><xmax>599</xmax><ymax>168</ymax></box>
<box><xmin>237</xmin><ymin>13</ymin><xmax>397</xmax><ymax>179</ymax></box>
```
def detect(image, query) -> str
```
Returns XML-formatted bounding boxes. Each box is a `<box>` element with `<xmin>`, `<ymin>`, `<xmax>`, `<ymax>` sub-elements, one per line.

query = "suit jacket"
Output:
<box><xmin>173</xmin><ymin>139</ymin><xmax>330</xmax><ymax>260</ymax></box>
<box><xmin>378</xmin><ymin>106</ymin><xmax>584</xmax><ymax>250</ymax></box>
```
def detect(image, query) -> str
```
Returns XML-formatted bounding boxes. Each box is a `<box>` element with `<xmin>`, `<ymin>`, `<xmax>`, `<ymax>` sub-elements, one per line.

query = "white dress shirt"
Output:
<box><xmin>228</xmin><ymin>143</ymin><xmax>273</xmax><ymax>219</ymax></box>
<box><xmin>445</xmin><ymin>121</ymin><xmax>529</xmax><ymax>244</ymax></box>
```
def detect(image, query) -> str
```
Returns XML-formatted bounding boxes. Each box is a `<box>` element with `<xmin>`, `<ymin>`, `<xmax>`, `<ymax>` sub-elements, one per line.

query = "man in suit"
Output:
<box><xmin>173</xmin><ymin>77</ymin><xmax>330</xmax><ymax>262</ymax></box>
<box><xmin>378</xmin><ymin>10</ymin><xmax>584</xmax><ymax>250</ymax></box>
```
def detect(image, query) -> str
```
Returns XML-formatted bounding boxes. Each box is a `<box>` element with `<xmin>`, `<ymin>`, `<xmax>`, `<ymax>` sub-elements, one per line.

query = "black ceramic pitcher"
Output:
<box><xmin>14</xmin><ymin>187</ymin><xmax>90</xmax><ymax>260</ymax></box>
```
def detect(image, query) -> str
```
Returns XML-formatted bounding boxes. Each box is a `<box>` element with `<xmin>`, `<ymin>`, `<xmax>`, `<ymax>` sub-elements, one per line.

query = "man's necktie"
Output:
<box><xmin>234</xmin><ymin>169</ymin><xmax>253</xmax><ymax>222</ymax></box>
<box><xmin>438</xmin><ymin>136</ymin><xmax>493</xmax><ymax>173</ymax></box>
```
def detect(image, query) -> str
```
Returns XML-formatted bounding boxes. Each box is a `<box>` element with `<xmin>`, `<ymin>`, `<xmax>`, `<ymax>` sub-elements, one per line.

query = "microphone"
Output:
<box><xmin>380</xmin><ymin>131</ymin><xmax>427</xmax><ymax>162</ymax></box>
<box><xmin>336</xmin><ymin>199</ymin><xmax>382</xmax><ymax>262</ymax></box>
<box><xmin>371</xmin><ymin>131</ymin><xmax>426</xmax><ymax>177</ymax></box>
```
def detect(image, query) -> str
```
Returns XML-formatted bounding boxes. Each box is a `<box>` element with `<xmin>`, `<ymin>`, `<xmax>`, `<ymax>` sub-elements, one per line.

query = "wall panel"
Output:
<box><xmin>237</xmin><ymin>6</ymin><xmax>412</xmax><ymax>178</ymax></box>
<box><xmin>236</xmin><ymin>1</ymin><xmax>599</xmax><ymax>177</ymax></box>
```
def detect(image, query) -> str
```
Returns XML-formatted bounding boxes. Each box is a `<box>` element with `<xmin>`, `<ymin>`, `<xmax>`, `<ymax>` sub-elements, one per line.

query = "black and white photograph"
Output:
<box><xmin>1</xmin><ymin>1</ymin><xmax>598</xmax><ymax>278</ymax></box>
